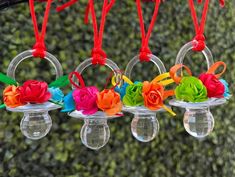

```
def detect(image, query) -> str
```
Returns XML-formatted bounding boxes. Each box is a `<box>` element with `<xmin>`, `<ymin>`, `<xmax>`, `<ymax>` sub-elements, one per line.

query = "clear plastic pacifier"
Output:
<box><xmin>68</xmin><ymin>58</ymin><xmax>123</xmax><ymax>150</ymax></box>
<box><xmin>169</xmin><ymin>42</ymin><xmax>228</xmax><ymax>138</ymax></box>
<box><xmin>6</xmin><ymin>50</ymin><xmax>63</xmax><ymax>140</ymax></box>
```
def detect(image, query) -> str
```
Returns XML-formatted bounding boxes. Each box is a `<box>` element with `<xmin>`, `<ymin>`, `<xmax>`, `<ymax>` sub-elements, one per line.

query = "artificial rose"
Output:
<box><xmin>3</xmin><ymin>85</ymin><xmax>24</xmax><ymax>108</ymax></box>
<box><xmin>219</xmin><ymin>79</ymin><xmax>231</xmax><ymax>98</ymax></box>
<box><xmin>142</xmin><ymin>81</ymin><xmax>164</xmax><ymax>111</ymax></box>
<box><xmin>97</xmin><ymin>89</ymin><xmax>122</xmax><ymax>116</ymax></box>
<box><xmin>123</xmin><ymin>81</ymin><xmax>144</xmax><ymax>106</ymax></box>
<box><xmin>19</xmin><ymin>80</ymin><xmax>51</xmax><ymax>104</ymax></box>
<box><xmin>199</xmin><ymin>73</ymin><xmax>225</xmax><ymax>98</ymax></box>
<box><xmin>49</xmin><ymin>87</ymin><xmax>64</xmax><ymax>102</ymax></box>
<box><xmin>73</xmin><ymin>86</ymin><xmax>99</xmax><ymax>115</ymax></box>
<box><xmin>175</xmin><ymin>76</ymin><xmax>208</xmax><ymax>102</ymax></box>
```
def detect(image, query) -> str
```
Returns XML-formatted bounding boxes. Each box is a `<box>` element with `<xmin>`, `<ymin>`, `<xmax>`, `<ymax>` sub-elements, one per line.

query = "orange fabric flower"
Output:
<box><xmin>97</xmin><ymin>89</ymin><xmax>122</xmax><ymax>116</ymax></box>
<box><xmin>142</xmin><ymin>81</ymin><xmax>164</xmax><ymax>111</ymax></box>
<box><xmin>3</xmin><ymin>85</ymin><xmax>24</xmax><ymax>108</ymax></box>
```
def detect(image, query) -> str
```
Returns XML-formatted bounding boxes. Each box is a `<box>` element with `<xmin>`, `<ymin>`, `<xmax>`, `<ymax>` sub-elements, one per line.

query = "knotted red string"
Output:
<box><xmin>29</xmin><ymin>0</ymin><xmax>52</xmax><ymax>58</ymax></box>
<box><xmin>136</xmin><ymin>0</ymin><xmax>161</xmax><ymax>62</ymax></box>
<box><xmin>188</xmin><ymin>0</ymin><xmax>224</xmax><ymax>51</ymax></box>
<box><xmin>84</xmin><ymin>0</ymin><xmax>115</xmax><ymax>65</ymax></box>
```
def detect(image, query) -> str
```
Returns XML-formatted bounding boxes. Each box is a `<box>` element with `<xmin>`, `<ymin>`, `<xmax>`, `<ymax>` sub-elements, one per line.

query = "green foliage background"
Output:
<box><xmin>0</xmin><ymin>0</ymin><xmax>235</xmax><ymax>176</ymax></box>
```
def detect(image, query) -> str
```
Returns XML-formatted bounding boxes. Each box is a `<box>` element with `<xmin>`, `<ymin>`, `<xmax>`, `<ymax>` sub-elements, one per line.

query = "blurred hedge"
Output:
<box><xmin>0</xmin><ymin>0</ymin><xmax>235</xmax><ymax>176</ymax></box>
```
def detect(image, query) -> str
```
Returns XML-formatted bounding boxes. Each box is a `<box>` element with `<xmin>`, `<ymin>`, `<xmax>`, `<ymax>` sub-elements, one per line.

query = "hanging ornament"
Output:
<box><xmin>60</xmin><ymin>0</ymin><xmax>123</xmax><ymax>150</ymax></box>
<box><xmin>1</xmin><ymin>0</ymin><xmax>67</xmax><ymax>140</ymax></box>
<box><xmin>113</xmin><ymin>0</ymin><xmax>175</xmax><ymax>143</ymax></box>
<box><xmin>169</xmin><ymin>0</ymin><xmax>230</xmax><ymax>138</ymax></box>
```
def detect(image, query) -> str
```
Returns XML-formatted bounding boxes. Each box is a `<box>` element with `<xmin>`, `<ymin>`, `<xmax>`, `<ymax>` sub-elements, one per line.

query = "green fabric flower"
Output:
<box><xmin>123</xmin><ymin>82</ymin><xmax>144</xmax><ymax>106</ymax></box>
<box><xmin>175</xmin><ymin>76</ymin><xmax>208</xmax><ymax>103</ymax></box>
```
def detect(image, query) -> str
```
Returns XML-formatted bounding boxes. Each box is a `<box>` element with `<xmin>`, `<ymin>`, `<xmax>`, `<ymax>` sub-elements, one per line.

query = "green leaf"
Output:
<box><xmin>0</xmin><ymin>73</ymin><xmax>17</xmax><ymax>86</ymax></box>
<box><xmin>49</xmin><ymin>75</ymin><xmax>69</xmax><ymax>88</ymax></box>
<box><xmin>0</xmin><ymin>104</ymin><xmax>6</xmax><ymax>109</ymax></box>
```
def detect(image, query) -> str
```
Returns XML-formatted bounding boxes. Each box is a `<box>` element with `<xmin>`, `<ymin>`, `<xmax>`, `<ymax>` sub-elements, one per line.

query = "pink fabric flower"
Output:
<box><xmin>73</xmin><ymin>86</ymin><xmax>99</xmax><ymax>115</ymax></box>
<box><xmin>199</xmin><ymin>73</ymin><xmax>225</xmax><ymax>98</ymax></box>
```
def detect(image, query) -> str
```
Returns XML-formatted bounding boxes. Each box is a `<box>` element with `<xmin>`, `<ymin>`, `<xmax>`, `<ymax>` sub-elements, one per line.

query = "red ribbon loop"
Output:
<box><xmin>29</xmin><ymin>0</ymin><xmax>52</xmax><ymax>58</ymax></box>
<box><xmin>188</xmin><ymin>0</ymin><xmax>224</xmax><ymax>51</ymax></box>
<box><xmin>69</xmin><ymin>71</ymin><xmax>86</xmax><ymax>89</ymax></box>
<box><xmin>85</xmin><ymin>0</ymin><xmax>115</xmax><ymax>65</ymax></box>
<box><xmin>136</xmin><ymin>0</ymin><xmax>161</xmax><ymax>62</ymax></box>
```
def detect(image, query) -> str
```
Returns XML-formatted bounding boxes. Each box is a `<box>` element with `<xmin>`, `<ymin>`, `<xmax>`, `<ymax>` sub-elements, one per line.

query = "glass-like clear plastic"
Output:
<box><xmin>123</xmin><ymin>54</ymin><xmax>167</xmax><ymax>142</ymax></box>
<box><xmin>68</xmin><ymin>110</ymin><xmax>122</xmax><ymax>120</ymax></box>
<box><xmin>131</xmin><ymin>112</ymin><xmax>159</xmax><ymax>142</ymax></box>
<box><xmin>80</xmin><ymin>119</ymin><xmax>110</xmax><ymax>150</ymax></box>
<box><xmin>70</xmin><ymin>58</ymin><xmax>122</xmax><ymax>120</ymax></box>
<box><xmin>169</xmin><ymin>98</ymin><xmax>227</xmax><ymax>109</ymax></box>
<box><xmin>7</xmin><ymin>50</ymin><xmax>63</xmax><ymax>80</ymax></box>
<box><xmin>170</xmin><ymin>42</ymin><xmax>227</xmax><ymax>108</ymax></box>
<box><xmin>170</xmin><ymin>42</ymin><xmax>226</xmax><ymax>138</ymax></box>
<box><xmin>175</xmin><ymin>41</ymin><xmax>214</xmax><ymax>69</ymax></box>
<box><xmin>20</xmin><ymin>112</ymin><xmax>52</xmax><ymax>140</ymax></box>
<box><xmin>125</xmin><ymin>54</ymin><xmax>166</xmax><ymax>78</ymax></box>
<box><xmin>124</xmin><ymin>54</ymin><xmax>167</xmax><ymax>114</ymax></box>
<box><xmin>68</xmin><ymin>58</ymin><xmax>123</xmax><ymax>150</ymax></box>
<box><xmin>183</xmin><ymin>108</ymin><xmax>214</xmax><ymax>138</ymax></box>
<box><xmin>72</xmin><ymin>58</ymin><xmax>121</xmax><ymax>89</ymax></box>
<box><xmin>6</xmin><ymin>50</ymin><xmax>63</xmax><ymax>140</ymax></box>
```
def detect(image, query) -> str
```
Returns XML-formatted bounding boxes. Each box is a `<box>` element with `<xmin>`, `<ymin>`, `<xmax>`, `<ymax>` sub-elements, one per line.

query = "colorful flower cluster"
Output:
<box><xmin>62</xmin><ymin>72</ymin><xmax>122</xmax><ymax>116</ymax></box>
<box><xmin>114</xmin><ymin>74</ymin><xmax>175</xmax><ymax>113</ymax></box>
<box><xmin>3</xmin><ymin>80</ymin><xmax>64</xmax><ymax>108</ymax></box>
<box><xmin>62</xmin><ymin>87</ymin><xmax>122</xmax><ymax>116</ymax></box>
<box><xmin>170</xmin><ymin>62</ymin><xmax>230</xmax><ymax>103</ymax></box>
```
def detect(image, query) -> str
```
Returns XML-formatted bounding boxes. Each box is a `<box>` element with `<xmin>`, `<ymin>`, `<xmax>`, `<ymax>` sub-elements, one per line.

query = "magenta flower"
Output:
<box><xmin>72</xmin><ymin>86</ymin><xmax>99</xmax><ymax>115</ymax></box>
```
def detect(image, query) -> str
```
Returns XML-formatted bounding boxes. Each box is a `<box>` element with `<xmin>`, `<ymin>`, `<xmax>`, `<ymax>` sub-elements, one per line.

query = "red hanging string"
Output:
<box><xmin>29</xmin><ymin>0</ymin><xmax>52</xmax><ymax>58</ymax></box>
<box><xmin>69</xmin><ymin>71</ymin><xmax>86</xmax><ymax>89</ymax></box>
<box><xmin>56</xmin><ymin>0</ymin><xmax>78</xmax><ymax>12</ymax></box>
<box><xmin>188</xmin><ymin>0</ymin><xmax>224</xmax><ymax>51</ymax></box>
<box><xmin>136</xmin><ymin>0</ymin><xmax>162</xmax><ymax>62</ymax></box>
<box><xmin>84</xmin><ymin>0</ymin><xmax>115</xmax><ymax>65</ymax></box>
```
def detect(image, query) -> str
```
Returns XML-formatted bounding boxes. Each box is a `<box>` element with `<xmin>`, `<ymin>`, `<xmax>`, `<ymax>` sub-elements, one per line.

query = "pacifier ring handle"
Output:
<box><xmin>124</xmin><ymin>54</ymin><xmax>166</xmax><ymax>80</ymax></box>
<box><xmin>175</xmin><ymin>41</ymin><xmax>214</xmax><ymax>69</ymax></box>
<box><xmin>7</xmin><ymin>50</ymin><xmax>63</xmax><ymax>81</ymax></box>
<box><xmin>72</xmin><ymin>58</ymin><xmax>120</xmax><ymax>89</ymax></box>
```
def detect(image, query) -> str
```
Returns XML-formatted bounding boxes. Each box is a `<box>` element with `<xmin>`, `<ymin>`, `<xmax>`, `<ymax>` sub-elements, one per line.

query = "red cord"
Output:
<box><xmin>85</xmin><ymin>0</ymin><xmax>115</xmax><ymax>65</ymax></box>
<box><xmin>188</xmin><ymin>0</ymin><xmax>224</xmax><ymax>51</ymax></box>
<box><xmin>136</xmin><ymin>0</ymin><xmax>161</xmax><ymax>62</ymax></box>
<box><xmin>56</xmin><ymin>0</ymin><xmax>78</xmax><ymax>12</ymax></box>
<box><xmin>29</xmin><ymin>0</ymin><xmax>52</xmax><ymax>58</ymax></box>
<box><xmin>69</xmin><ymin>72</ymin><xmax>86</xmax><ymax>89</ymax></box>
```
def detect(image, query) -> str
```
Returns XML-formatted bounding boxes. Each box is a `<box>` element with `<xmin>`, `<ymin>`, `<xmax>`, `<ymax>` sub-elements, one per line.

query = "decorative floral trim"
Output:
<box><xmin>62</xmin><ymin>72</ymin><xmax>122</xmax><ymax>116</ymax></box>
<box><xmin>114</xmin><ymin>73</ymin><xmax>176</xmax><ymax>116</ymax></box>
<box><xmin>170</xmin><ymin>61</ymin><xmax>230</xmax><ymax>103</ymax></box>
<box><xmin>0</xmin><ymin>73</ymin><xmax>69</xmax><ymax>108</ymax></box>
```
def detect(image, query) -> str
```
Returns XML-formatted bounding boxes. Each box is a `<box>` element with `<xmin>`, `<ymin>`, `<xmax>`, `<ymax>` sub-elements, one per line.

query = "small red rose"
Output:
<box><xmin>19</xmin><ymin>80</ymin><xmax>51</xmax><ymax>104</ymax></box>
<box><xmin>199</xmin><ymin>73</ymin><xmax>225</xmax><ymax>98</ymax></box>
